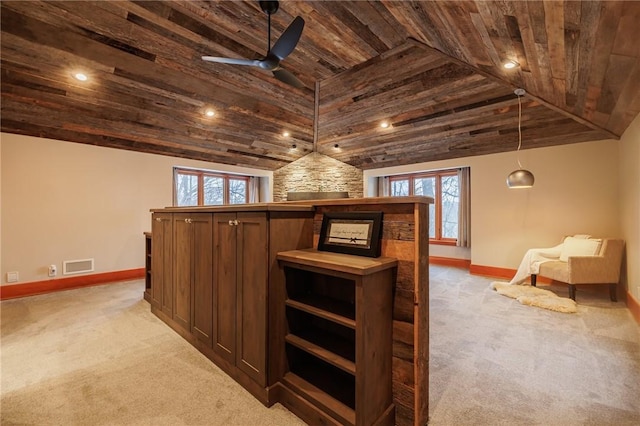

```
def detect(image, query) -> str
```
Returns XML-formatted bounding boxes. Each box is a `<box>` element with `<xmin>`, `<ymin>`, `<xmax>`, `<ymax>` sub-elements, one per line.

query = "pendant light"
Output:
<box><xmin>507</xmin><ymin>88</ymin><xmax>535</xmax><ymax>189</ymax></box>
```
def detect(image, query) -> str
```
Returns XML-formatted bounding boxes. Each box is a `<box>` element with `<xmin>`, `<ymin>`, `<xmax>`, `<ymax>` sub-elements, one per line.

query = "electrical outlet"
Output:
<box><xmin>7</xmin><ymin>271</ymin><xmax>19</xmax><ymax>283</ymax></box>
<box><xmin>48</xmin><ymin>265</ymin><xmax>57</xmax><ymax>277</ymax></box>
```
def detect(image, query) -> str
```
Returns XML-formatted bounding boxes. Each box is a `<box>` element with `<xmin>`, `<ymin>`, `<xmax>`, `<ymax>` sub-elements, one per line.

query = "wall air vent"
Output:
<box><xmin>63</xmin><ymin>258</ymin><xmax>95</xmax><ymax>275</ymax></box>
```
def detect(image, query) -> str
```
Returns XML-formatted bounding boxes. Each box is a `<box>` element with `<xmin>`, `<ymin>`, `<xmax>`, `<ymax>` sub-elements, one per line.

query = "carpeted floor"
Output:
<box><xmin>2</xmin><ymin>265</ymin><xmax>639</xmax><ymax>425</ymax></box>
<box><xmin>0</xmin><ymin>280</ymin><xmax>304</xmax><ymax>426</ymax></box>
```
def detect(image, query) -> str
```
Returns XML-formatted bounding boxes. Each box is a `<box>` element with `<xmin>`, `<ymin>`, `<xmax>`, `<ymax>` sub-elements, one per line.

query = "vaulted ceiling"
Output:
<box><xmin>2</xmin><ymin>1</ymin><xmax>638</xmax><ymax>170</ymax></box>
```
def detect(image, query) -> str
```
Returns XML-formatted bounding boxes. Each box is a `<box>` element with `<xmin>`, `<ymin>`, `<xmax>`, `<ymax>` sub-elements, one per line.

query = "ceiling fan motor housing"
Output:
<box><xmin>259</xmin><ymin>1</ymin><xmax>279</xmax><ymax>15</ymax></box>
<box><xmin>258</xmin><ymin>57</ymin><xmax>280</xmax><ymax>70</ymax></box>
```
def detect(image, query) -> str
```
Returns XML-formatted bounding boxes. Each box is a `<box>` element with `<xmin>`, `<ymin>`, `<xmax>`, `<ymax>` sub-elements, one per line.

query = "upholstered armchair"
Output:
<box><xmin>531</xmin><ymin>238</ymin><xmax>625</xmax><ymax>301</ymax></box>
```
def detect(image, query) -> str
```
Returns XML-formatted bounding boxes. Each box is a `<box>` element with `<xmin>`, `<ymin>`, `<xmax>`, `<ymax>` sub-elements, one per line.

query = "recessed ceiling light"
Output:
<box><xmin>334</xmin><ymin>144</ymin><xmax>339</xmax><ymax>149</ymax></box>
<box><xmin>380</xmin><ymin>121</ymin><xmax>390</xmax><ymax>129</ymax></box>
<box><xmin>283</xmin><ymin>131</ymin><xmax>290</xmax><ymax>137</ymax></box>
<box><xmin>503</xmin><ymin>60</ymin><xmax>519</xmax><ymax>70</ymax></box>
<box><xmin>205</xmin><ymin>109</ymin><xmax>215</xmax><ymax>117</ymax></box>
<box><xmin>291</xmin><ymin>144</ymin><xmax>297</xmax><ymax>149</ymax></box>
<box><xmin>73</xmin><ymin>72</ymin><xmax>88</xmax><ymax>81</ymax></box>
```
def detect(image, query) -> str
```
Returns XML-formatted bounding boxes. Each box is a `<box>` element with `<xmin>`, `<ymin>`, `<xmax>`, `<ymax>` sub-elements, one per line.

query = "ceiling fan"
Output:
<box><xmin>202</xmin><ymin>1</ymin><xmax>305</xmax><ymax>88</ymax></box>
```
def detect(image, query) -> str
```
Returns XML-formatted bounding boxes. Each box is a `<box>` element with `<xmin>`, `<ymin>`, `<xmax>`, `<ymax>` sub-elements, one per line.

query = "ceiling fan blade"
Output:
<box><xmin>270</xmin><ymin>16</ymin><xmax>305</xmax><ymax>61</ymax></box>
<box><xmin>202</xmin><ymin>56</ymin><xmax>261</xmax><ymax>67</ymax></box>
<box><xmin>273</xmin><ymin>68</ymin><xmax>304</xmax><ymax>88</ymax></box>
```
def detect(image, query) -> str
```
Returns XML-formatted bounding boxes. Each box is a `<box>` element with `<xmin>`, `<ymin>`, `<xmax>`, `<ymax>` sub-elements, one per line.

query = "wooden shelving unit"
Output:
<box><xmin>143</xmin><ymin>231</ymin><xmax>152</xmax><ymax>303</ymax></box>
<box><xmin>277</xmin><ymin>248</ymin><xmax>397</xmax><ymax>426</ymax></box>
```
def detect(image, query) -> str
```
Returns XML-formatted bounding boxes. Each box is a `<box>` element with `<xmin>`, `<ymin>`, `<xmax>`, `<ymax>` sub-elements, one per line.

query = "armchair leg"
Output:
<box><xmin>569</xmin><ymin>285</ymin><xmax>576</xmax><ymax>301</ymax></box>
<box><xmin>531</xmin><ymin>274</ymin><xmax>537</xmax><ymax>287</ymax></box>
<box><xmin>609</xmin><ymin>284</ymin><xmax>617</xmax><ymax>302</ymax></box>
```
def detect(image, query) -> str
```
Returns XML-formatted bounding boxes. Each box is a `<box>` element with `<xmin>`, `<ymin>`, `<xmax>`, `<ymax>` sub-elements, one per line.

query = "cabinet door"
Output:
<box><xmin>213</xmin><ymin>213</ymin><xmax>237</xmax><ymax>363</ymax></box>
<box><xmin>191</xmin><ymin>214</ymin><xmax>213</xmax><ymax>345</ymax></box>
<box><xmin>151</xmin><ymin>213</ymin><xmax>173</xmax><ymax>314</ymax></box>
<box><xmin>236</xmin><ymin>212</ymin><xmax>268</xmax><ymax>386</ymax></box>
<box><xmin>173</xmin><ymin>214</ymin><xmax>192</xmax><ymax>331</ymax></box>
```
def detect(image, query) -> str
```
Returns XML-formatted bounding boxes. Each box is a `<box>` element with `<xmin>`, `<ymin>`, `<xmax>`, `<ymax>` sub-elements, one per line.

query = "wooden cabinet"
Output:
<box><xmin>143</xmin><ymin>232</ymin><xmax>152</xmax><ymax>303</ymax></box>
<box><xmin>277</xmin><ymin>249</ymin><xmax>397</xmax><ymax>426</ymax></box>
<box><xmin>173</xmin><ymin>213</ymin><xmax>213</xmax><ymax>343</ymax></box>
<box><xmin>151</xmin><ymin>212</ymin><xmax>173</xmax><ymax>316</ymax></box>
<box><xmin>213</xmin><ymin>212</ymin><xmax>268</xmax><ymax>386</ymax></box>
<box><xmin>149</xmin><ymin>205</ymin><xmax>315</xmax><ymax>405</ymax></box>
<box><xmin>149</xmin><ymin>198</ymin><xmax>430</xmax><ymax>425</ymax></box>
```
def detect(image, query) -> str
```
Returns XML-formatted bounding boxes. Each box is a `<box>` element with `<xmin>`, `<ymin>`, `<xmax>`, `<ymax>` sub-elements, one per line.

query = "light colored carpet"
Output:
<box><xmin>0</xmin><ymin>282</ymin><xmax>305</xmax><ymax>426</ymax></box>
<box><xmin>490</xmin><ymin>281</ymin><xmax>578</xmax><ymax>313</ymax></box>
<box><xmin>430</xmin><ymin>267</ymin><xmax>640</xmax><ymax>425</ymax></box>
<box><xmin>2</xmin><ymin>266</ymin><xmax>640</xmax><ymax>425</ymax></box>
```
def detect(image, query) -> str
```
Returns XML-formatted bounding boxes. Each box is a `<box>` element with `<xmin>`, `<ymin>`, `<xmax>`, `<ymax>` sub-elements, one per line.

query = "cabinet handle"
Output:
<box><xmin>228</xmin><ymin>219</ymin><xmax>239</xmax><ymax>226</ymax></box>
<box><xmin>185</xmin><ymin>218</ymin><xmax>192</xmax><ymax>224</ymax></box>
<box><xmin>155</xmin><ymin>218</ymin><xmax>161</xmax><ymax>222</ymax></box>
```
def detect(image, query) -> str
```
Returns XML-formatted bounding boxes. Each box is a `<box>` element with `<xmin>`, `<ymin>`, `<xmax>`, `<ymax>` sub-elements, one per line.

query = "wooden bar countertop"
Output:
<box><xmin>151</xmin><ymin>196</ymin><xmax>433</xmax><ymax>213</ymax></box>
<box><xmin>150</xmin><ymin>203</ymin><xmax>315</xmax><ymax>213</ymax></box>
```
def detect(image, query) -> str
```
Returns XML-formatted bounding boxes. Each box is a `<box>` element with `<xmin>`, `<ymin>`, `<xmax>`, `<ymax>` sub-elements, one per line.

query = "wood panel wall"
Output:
<box><xmin>311</xmin><ymin>198</ymin><xmax>430</xmax><ymax>426</ymax></box>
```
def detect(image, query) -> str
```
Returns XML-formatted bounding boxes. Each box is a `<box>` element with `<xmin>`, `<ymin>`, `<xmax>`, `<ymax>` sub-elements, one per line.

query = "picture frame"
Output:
<box><xmin>318</xmin><ymin>211</ymin><xmax>384</xmax><ymax>258</ymax></box>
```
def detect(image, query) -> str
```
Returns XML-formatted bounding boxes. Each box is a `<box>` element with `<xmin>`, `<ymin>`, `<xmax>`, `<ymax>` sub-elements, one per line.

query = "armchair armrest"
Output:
<box><xmin>567</xmin><ymin>255</ymin><xmax>620</xmax><ymax>283</ymax></box>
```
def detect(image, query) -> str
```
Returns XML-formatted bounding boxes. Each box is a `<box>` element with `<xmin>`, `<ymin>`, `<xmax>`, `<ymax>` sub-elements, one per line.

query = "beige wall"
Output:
<box><xmin>364</xmin><ymin>137</ymin><xmax>622</xmax><ymax>273</ymax></box>
<box><xmin>3</xmin><ymin>125</ymin><xmax>636</xmax><ymax>298</ymax></box>
<box><xmin>619</xmin><ymin>113</ymin><xmax>640</xmax><ymax>301</ymax></box>
<box><xmin>0</xmin><ymin>133</ymin><xmax>272</xmax><ymax>285</ymax></box>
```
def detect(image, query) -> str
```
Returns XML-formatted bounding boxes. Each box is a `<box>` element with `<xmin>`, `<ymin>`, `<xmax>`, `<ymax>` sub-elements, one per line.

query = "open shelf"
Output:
<box><xmin>144</xmin><ymin>232</ymin><xmax>152</xmax><ymax>296</ymax></box>
<box><xmin>286</xmin><ymin>306</ymin><xmax>355</xmax><ymax>360</ymax></box>
<box><xmin>285</xmin><ymin>267</ymin><xmax>355</xmax><ymax>315</ymax></box>
<box><xmin>286</xmin><ymin>344</ymin><xmax>356</xmax><ymax>410</ymax></box>
<box><xmin>285</xmin><ymin>296</ymin><xmax>356</xmax><ymax>328</ymax></box>
<box><xmin>282</xmin><ymin>371</ymin><xmax>356</xmax><ymax>426</ymax></box>
<box><xmin>285</xmin><ymin>333</ymin><xmax>355</xmax><ymax>375</ymax></box>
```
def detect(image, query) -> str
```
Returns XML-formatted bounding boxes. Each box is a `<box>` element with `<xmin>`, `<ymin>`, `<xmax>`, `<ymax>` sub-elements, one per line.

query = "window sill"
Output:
<box><xmin>429</xmin><ymin>239</ymin><xmax>458</xmax><ymax>246</ymax></box>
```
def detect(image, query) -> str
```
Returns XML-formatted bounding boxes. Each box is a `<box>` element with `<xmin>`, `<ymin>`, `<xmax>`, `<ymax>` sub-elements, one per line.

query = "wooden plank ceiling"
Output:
<box><xmin>1</xmin><ymin>1</ymin><xmax>638</xmax><ymax>170</ymax></box>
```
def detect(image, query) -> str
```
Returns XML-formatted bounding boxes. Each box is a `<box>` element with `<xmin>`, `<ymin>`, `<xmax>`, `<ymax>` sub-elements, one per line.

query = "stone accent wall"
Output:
<box><xmin>273</xmin><ymin>152</ymin><xmax>363</xmax><ymax>201</ymax></box>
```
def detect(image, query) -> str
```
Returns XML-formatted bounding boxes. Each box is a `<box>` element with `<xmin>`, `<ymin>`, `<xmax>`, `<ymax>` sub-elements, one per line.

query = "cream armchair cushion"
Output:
<box><xmin>559</xmin><ymin>237</ymin><xmax>602</xmax><ymax>261</ymax></box>
<box><xmin>531</xmin><ymin>238</ymin><xmax>625</xmax><ymax>301</ymax></box>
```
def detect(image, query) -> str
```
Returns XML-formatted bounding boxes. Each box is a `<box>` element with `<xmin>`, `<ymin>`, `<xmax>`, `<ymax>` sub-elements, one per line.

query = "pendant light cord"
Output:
<box><xmin>516</xmin><ymin>93</ymin><xmax>523</xmax><ymax>169</ymax></box>
<box><xmin>507</xmin><ymin>88</ymin><xmax>533</xmax><ymax>188</ymax></box>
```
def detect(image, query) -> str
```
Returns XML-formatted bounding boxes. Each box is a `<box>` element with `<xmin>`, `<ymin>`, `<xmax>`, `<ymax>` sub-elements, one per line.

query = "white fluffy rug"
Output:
<box><xmin>490</xmin><ymin>282</ymin><xmax>578</xmax><ymax>313</ymax></box>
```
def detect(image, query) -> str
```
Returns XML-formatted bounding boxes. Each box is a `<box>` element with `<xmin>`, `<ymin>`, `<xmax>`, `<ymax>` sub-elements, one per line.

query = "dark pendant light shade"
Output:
<box><xmin>507</xmin><ymin>89</ymin><xmax>534</xmax><ymax>189</ymax></box>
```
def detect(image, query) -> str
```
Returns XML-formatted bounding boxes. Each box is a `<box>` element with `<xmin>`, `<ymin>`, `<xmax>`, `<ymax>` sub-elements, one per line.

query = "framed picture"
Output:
<box><xmin>318</xmin><ymin>211</ymin><xmax>383</xmax><ymax>257</ymax></box>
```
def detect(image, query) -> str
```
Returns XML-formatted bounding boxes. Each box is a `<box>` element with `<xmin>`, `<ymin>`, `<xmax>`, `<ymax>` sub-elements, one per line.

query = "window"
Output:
<box><xmin>174</xmin><ymin>167</ymin><xmax>250</xmax><ymax>206</ymax></box>
<box><xmin>388</xmin><ymin>169</ymin><xmax>463</xmax><ymax>244</ymax></box>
